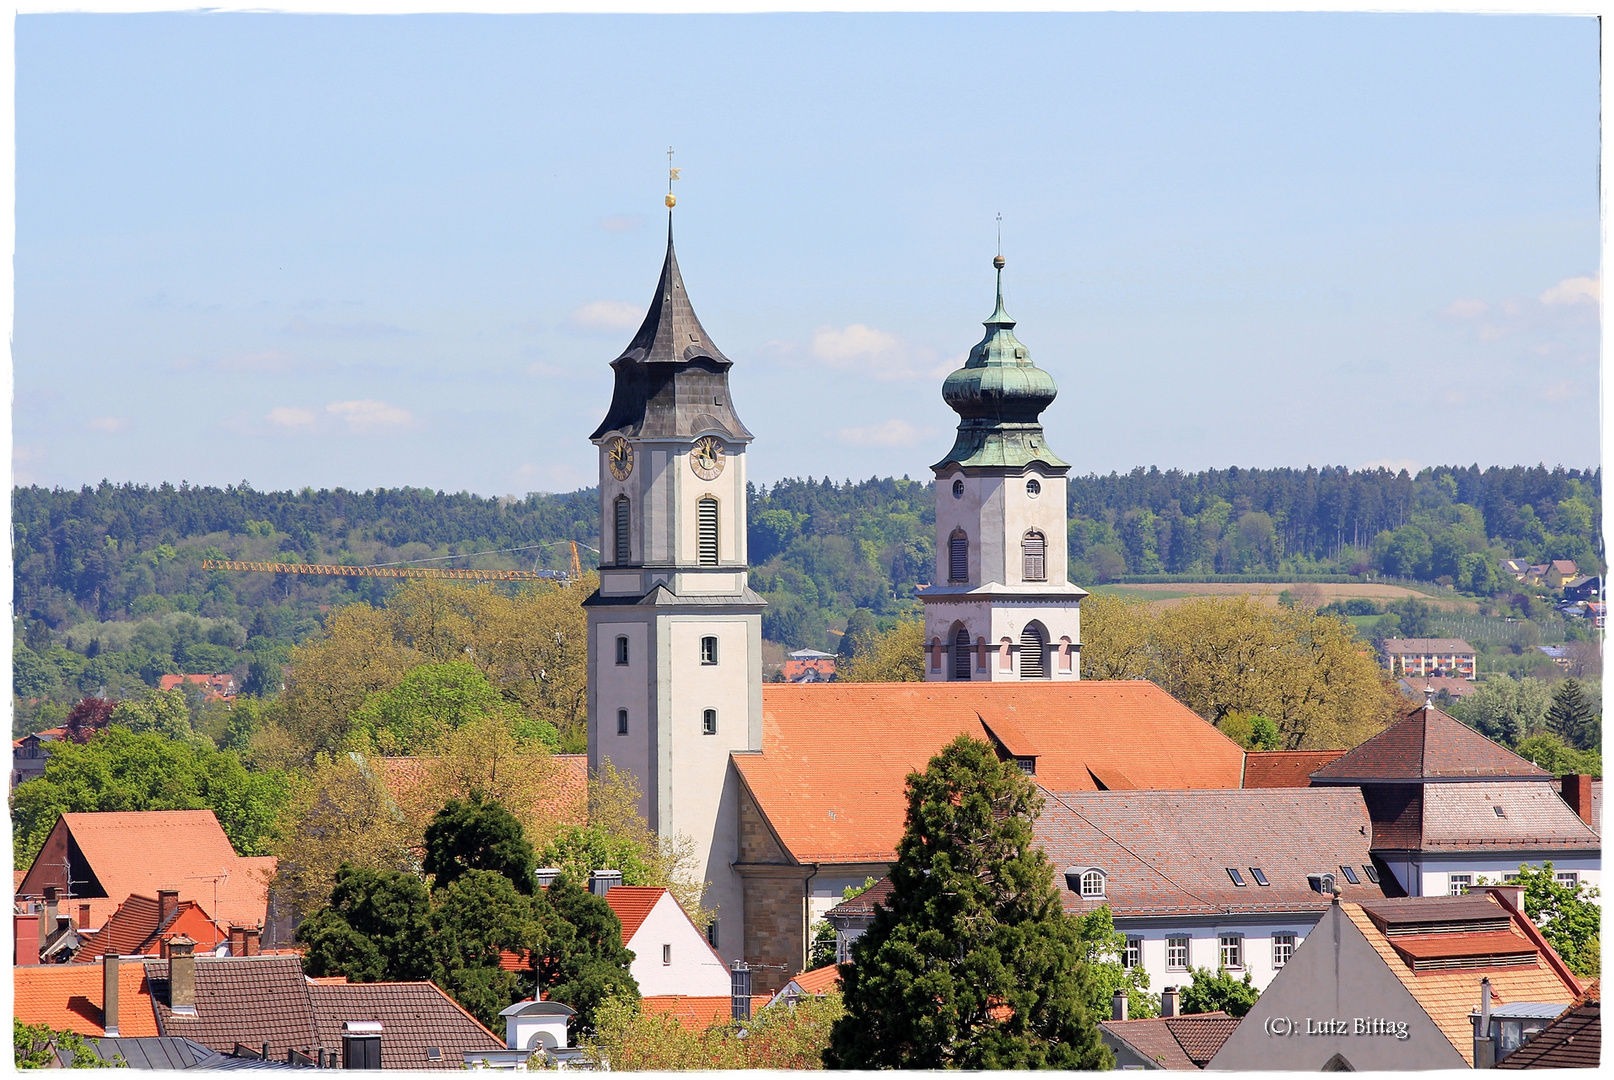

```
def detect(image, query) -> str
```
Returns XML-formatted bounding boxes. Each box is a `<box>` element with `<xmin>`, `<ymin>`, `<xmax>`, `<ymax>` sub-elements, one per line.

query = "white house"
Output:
<box><xmin>603</xmin><ymin>885</ymin><xmax>732</xmax><ymax>997</ymax></box>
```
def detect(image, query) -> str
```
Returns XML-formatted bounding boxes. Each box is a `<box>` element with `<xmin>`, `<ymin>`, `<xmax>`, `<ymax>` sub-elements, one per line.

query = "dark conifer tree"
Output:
<box><xmin>423</xmin><ymin>793</ymin><xmax>536</xmax><ymax>894</ymax></box>
<box><xmin>534</xmin><ymin>874</ymin><xmax>640</xmax><ymax>1040</ymax></box>
<box><xmin>1546</xmin><ymin>678</ymin><xmax>1598</xmax><ymax>750</ymax></box>
<box><xmin>826</xmin><ymin>736</ymin><xmax>1110</xmax><ymax>1070</ymax></box>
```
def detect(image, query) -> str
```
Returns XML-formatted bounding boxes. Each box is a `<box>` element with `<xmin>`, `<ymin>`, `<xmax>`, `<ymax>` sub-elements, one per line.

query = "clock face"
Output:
<box><xmin>690</xmin><ymin>436</ymin><xmax>725</xmax><ymax>480</ymax></box>
<box><xmin>606</xmin><ymin>437</ymin><xmax>634</xmax><ymax>481</ymax></box>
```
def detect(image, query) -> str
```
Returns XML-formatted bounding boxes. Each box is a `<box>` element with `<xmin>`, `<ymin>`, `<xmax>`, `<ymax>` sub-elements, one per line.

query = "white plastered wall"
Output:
<box><xmin>625</xmin><ymin>891</ymin><xmax>733</xmax><ymax>997</ymax></box>
<box><xmin>1120</xmin><ymin>917</ymin><xmax>1324</xmax><ymax>997</ymax></box>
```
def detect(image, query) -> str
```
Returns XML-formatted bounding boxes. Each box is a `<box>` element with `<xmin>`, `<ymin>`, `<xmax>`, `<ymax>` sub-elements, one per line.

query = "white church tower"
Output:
<box><xmin>923</xmin><ymin>253</ymin><xmax>1086</xmax><ymax>681</ymax></box>
<box><xmin>585</xmin><ymin>212</ymin><xmax>764</xmax><ymax>960</ymax></box>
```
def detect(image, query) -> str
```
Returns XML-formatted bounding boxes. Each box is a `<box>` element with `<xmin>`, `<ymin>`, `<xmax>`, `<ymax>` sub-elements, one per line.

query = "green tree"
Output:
<box><xmin>349</xmin><ymin>660</ymin><xmax>556</xmax><ymax>755</ymax></box>
<box><xmin>838</xmin><ymin>608</ymin><xmax>879</xmax><ymax>659</ymax></box>
<box><xmin>297</xmin><ymin>865</ymin><xmax>433</xmax><ymax>983</ymax></box>
<box><xmin>1450</xmin><ymin>676</ymin><xmax>1552</xmax><ymax>747</ymax></box>
<box><xmin>427</xmin><ymin>870</ymin><xmax>547</xmax><ymax>1028</ymax></box>
<box><xmin>1511</xmin><ymin>862</ymin><xmax>1601</xmax><ymax>978</ymax></box>
<box><xmin>826</xmin><ymin>735</ymin><xmax>1110</xmax><ymax>1069</ymax></box>
<box><xmin>838</xmin><ymin>617</ymin><xmax>926</xmax><ymax>683</ymax></box>
<box><xmin>13</xmin><ymin>1019</ymin><xmax>124</xmax><ymax>1069</ymax></box>
<box><xmin>423</xmin><ymin>793</ymin><xmax>536</xmax><ymax>895</ymax></box>
<box><xmin>1178</xmin><ymin>967</ymin><xmax>1259</xmax><ymax>1018</ymax></box>
<box><xmin>1512</xmin><ymin>733</ymin><xmax>1601</xmax><ymax>777</ymax></box>
<box><xmin>108</xmin><ymin>689</ymin><xmax>193</xmax><ymax>742</ymax></box>
<box><xmin>10</xmin><ymin>726</ymin><xmax>289</xmax><ymax>869</ymax></box>
<box><xmin>1546</xmin><ymin>679</ymin><xmax>1598</xmax><ymax>750</ymax></box>
<box><xmin>1070</xmin><ymin>907</ymin><xmax>1155</xmax><ymax>1020</ymax></box>
<box><xmin>535</xmin><ymin>874</ymin><xmax>640</xmax><ymax>1041</ymax></box>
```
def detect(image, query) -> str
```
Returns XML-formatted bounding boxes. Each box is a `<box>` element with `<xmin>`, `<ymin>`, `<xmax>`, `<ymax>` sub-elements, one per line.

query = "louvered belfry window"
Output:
<box><xmin>1020</xmin><ymin>624</ymin><xmax>1047</xmax><ymax>679</ymax></box>
<box><xmin>1023</xmin><ymin>531</ymin><xmax>1046</xmax><ymax>581</ymax></box>
<box><xmin>949</xmin><ymin>530</ymin><xmax>968</xmax><ymax>582</ymax></box>
<box><xmin>614</xmin><ymin>497</ymin><xmax>631</xmax><ymax>566</ymax></box>
<box><xmin>953</xmin><ymin>627</ymin><xmax>972</xmax><ymax>680</ymax></box>
<box><xmin>698</xmin><ymin>498</ymin><xmax>720</xmax><ymax>566</ymax></box>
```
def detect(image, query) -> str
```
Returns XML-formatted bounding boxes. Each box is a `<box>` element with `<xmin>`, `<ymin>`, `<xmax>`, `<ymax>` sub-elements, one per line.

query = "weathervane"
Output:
<box><xmin>994</xmin><ymin>212</ymin><xmax>1005</xmax><ymax>271</ymax></box>
<box><xmin>666</xmin><ymin>146</ymin><xmax>679</xmax><ymax>209</ymax></box>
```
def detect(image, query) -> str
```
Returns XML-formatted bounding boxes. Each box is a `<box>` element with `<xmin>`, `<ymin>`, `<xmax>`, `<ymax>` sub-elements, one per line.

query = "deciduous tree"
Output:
<box><xmin>827</xmin><ymin>735</ymin><xmax>1110</xmax><ymax>1070</ymax></box>
<box><xmin>1179</xmin><ymin>967</ymin><xmax>1259</xmax><ymax>1017</ymax></box>
<box><xmin>838</xmin><ymin>617</ymin><xmax>926</xmax><ymax>683</ymax></box>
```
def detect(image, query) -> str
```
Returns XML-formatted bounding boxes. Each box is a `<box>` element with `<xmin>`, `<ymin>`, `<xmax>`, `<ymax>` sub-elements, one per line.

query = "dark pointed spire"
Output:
<box><xmin>615</xmin><ymin>221</ymin><xmax>730</xmax><ymax>368</ymax></box>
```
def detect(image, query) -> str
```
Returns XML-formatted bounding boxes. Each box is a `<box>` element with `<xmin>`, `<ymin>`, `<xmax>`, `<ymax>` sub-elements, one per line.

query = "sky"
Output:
<box><xmin>11</xmin><ymin>12</ymin><xmax>1601</xmax><ymax>497</ymax></box>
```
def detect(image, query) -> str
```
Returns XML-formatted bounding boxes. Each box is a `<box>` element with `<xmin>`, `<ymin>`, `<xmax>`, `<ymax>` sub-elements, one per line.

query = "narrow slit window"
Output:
<box><xmin>702</xmin><ymin>708</ymin><xmax>717</xmax><ymax>735</ymax></box>
<box><xmin>697</xmin><ymin>498</ymin><xmax>719</xmax><ymax>566</ymax></box>
<box><xmin>949</xmin><ymin>530</ymin><xmax>968</xmax><ymax>582</ymax></box>
<box><xmin>952</xmin><ymin>627</ymin><xmax>972</xmax><ymax>680</ymax></box>
<box><xmin>1227</xmin><ymin>867</ymin><xmax>1247</xmax><ymax>887</ymax></box>
<box><xmin>615</xmin><ymin>636</ymin><xmax>629</xmax><ymax>665</ymax></box>
<box><xmin>662</xmin><ymin>944</ymin><xmax>671</xmax><ymax>966</ymax></box>
<box><xmin>1249</xmin><ymin>867</ymin><xmax>1269</xmax><ymax>886</ymax></box>
<box><xmin>701</xmin><ymin>636</ymin><xmax>718</xmax><ymax>665</ymax></box>
<box><xmin>614</xmin><ymin>496</ymin><xmax>631</xmax><ymax>566</ymax></box>
<box><xmin>617</xmin><ymin>709</ymin><xmax>628</xmax><ymax>736</ymax></box>
<box><xmin>1022</xmin><ymin>531</ymin><xmax>1046</xmax><ymax>581</ymax></box>
<box><xmin>1338</xmin><ymin>865</ymin><xmax>1360</xmax><ymax>885</ymax></box>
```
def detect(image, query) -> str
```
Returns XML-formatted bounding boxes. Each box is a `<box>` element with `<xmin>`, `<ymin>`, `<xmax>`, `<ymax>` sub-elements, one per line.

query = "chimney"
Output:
<box><xmin>1560</xmin><ymin>774</ymin><xmax>1595</xmax><ymax>828</ymax></box>
<box><xmin>1486</xmin><ymin>883</ymin><xmax>1525</xmax><ymax>914</ymax></box>
<box><xmin>730</xmin><ymin>960</ymin><xmax>752</xmax><ymax>1022</ymax></box>
<box><xmin>1161</xmin><ymin>986</ymin><xmax>1179</xmax><ymax>1018</ymax></box>
<box><xmin>243</xmin><ymin>926</ymin><xmax>261</xmax><ymax>957</ymax></box>
<box><xmin>157</xmin><ymin>888</ymin><xmax>180</xmax><ymax>928</ymax></box>
<box><xmin>40</xmin><ymin>886</ymin><xmax>58</xmax><ymax>953</ymax></box>
<box><xmin>1111</xmin><ymin>989</ymin><xmax>1129</xmax><ymax>1022</ymax></box>
<box><xmin>229</xmin><ymin>925</ymin><xmax>246</xmax><ymax>957</ymax></box>
<box><xmin>15</xmin><ymin>912</ymin><xmax>40</xmax><ymax>966</ymax></box>
<box><xmin>589</xmin><ymin>870</ymin><xmax>622</xmax><ymax>897</ymax></box>
<box><xmin>102</xmin><ymin>953</ymin><xmax>121</xmax><ymax>1037</ymax></box>
<box><xmin>1474</xmin><ymin>977</ymin><xmax>1496</xmax><ymax>1068</ymax></box>
<box><xmin>534</xmin><ymin>868</ymin><xmax>562</xmax><ymax>890</ymax></box>
<box><xmin>168</xmin><ymin>935</ymin><xmax>197</xmax><ymax>1015</ymax></box>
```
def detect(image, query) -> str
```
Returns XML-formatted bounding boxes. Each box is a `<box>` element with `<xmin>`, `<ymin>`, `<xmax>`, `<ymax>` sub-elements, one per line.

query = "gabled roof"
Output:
<box><xmin>1380</xmin><ymin>638</ymin><xmax>1476</xmax><ymax>654</ymax></box>
<box><xmin>1310</xmin><ymin>705</ymin><xmax>1551</xmax><ymax>784</ymax></box>
<box><xmin>75</xmin><ymin>893</ymin><xmax>228</xmax><ymax>961</ymax></box>
<box><xmin>1344</xmin><ymin>893</ymin><xmax>1581</xmax><ymax>1065</ymax></box>
<box><xmin>307</xmin><ymin>981</ymin><xmax>504</xmax><ymax>1069</ymax></box>
<box><xmin>603</xmin><ymin>886</ymin><xmax>665</xmax><ymax>943</ymax></box>
<box><xmin>13</xmin><ymin>959</ymin><xmax>161</xmax><ymax>1038</ymax></box>
<box><xmin>1496</xmin><ymin>980</ymin><xmax>1600</xmax><ymax>1070</ymax></box>
<box><xmin>825</xmin><ymin>878</ymin><xmax>894</xmax><ymax>922</ymax></box>
<box><xmin>1037</xmin><ymin>789</ymin><xmax>1384</xmax><ymax>918</ymax></box>
<box><xmin>1242</xmin><ymin>750</ymin><xmax>1345</xmax><ymax>788</ymax></box>
<box><xmin>17</xmin><ymin>811</ymin><xmax>275</xmax><ymax>929</ymax></box>
<box><xmin>734</xmin><ymin>682</ymin><xmax>1245</xmax><ymax>864</ymax></box>
<box><xmin>1100</xmin><ymin>1012</ymin><xmax>1236</xmax><ymax>1070</ymax></box>
<box><xmin>147</xmin><ymin>955</ymin><xmax>317</xmax><ymax>1061</ymax></box>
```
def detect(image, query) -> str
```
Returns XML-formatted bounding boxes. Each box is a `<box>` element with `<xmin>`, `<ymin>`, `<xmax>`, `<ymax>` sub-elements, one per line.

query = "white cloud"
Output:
<box><xmin>1539</xmin><ymin>276</ymin><xmax>1599</xmax><ymax>306</ymax></box>
<box><xmin>1444</xmin><ymin>299</ymin><xmax>1487</xmax><ymax>319</ymax></box>
<box><xmin>569</xmin><ymin>300</ymin><xmax>642</xmax><ymax>332</ymax></box>
<box><xmin>326</xmin><ymin>399</ymin><xmax>412</xmax><ymax>431</ymax></box>
<box><xmin>1362</xmin><ymin>458</ymin><xmax>1421</xmax><ymax>475</ymax></box>
<box><xmin>87</xmin><ymin>416</ymin><xmax>129</xmax><ymax>433</ymax></box>
<box><xmin>267</xmin><ymin>406</ymin><xmax>316</xmax><ymax>428</ymax></box>
<box><xmin>809</xmin><ymin>324</ymin><xmax>952</xmax><ymax>381</ymax></box>
<box><xmin>1543</xmin><ymin>381</ymin><xmax>1576</xmax><ymax>402</ymax></box>
<box><xmin>836</xmin><ymin>419</ymin><xmax>924</xmax><ymax>448</ymax></box>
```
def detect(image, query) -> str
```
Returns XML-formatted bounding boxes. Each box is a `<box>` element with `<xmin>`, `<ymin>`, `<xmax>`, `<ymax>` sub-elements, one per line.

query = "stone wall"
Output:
<box><xmin>739</xmin><ymin>868</ymin><xmax>810</xmax><ymax>994</ymax></box>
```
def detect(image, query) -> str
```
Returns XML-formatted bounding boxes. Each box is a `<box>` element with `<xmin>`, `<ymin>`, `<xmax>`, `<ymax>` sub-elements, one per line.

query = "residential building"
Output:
<box><xmin>13</xmin><ymin>956</ymin><xmax>162</xmax><ymax>1038</ymax></box>
<box><xmin>1379</xmin><ymin>638</ymin><xmax>1476</xmax><ymax>680</ymax></box>
<box><xmin>49</xmin><ymin>1035</ymin><xmax>295</xmax><ymax>1070</ymax></box>
<box><xmin>1101</xmin><ymin>1012</ymin><xmax>1238</xmax><ymax>1070</ymax></box>
<box><xmin>824</xmin><ymin>877</ymin><xmax>895</xmax><ymax>964</ymax></box>
<box><xmin>1535</xmin><ymin>644</ymin><xmax>1572</xmax><ymax>669</ymax></box>
<box><xmin>72</xmin><ymin>889</ymin><xmax>233</xmax><ymax>963</ymax></box>
<box><xmin>1586</xmin><ymin>600</ymin><xmax>1606</xmax><ymax>629</ymax></box>
<box><xmin>1561</xmin><ymin>574</ymin><xmax>1601</xmax><ymax>603</ymax></box>
<box><xmin>637</xmin><ymin>993</ymin><xmax>770</xmax><ymax>1031</ymax></box>
<box><xmin>1495</xmin><ymin>980</ymin><xmax>1600</xmax><ymax>1069</ymax></box>
<box><xmin>731</xmin><ymin>681</ymin><xmax>1248</xmax><ymax>990</ymax></box>
<box><xmin>1396</xmin><ymin>675</ymin><xmax>1478</xmax><ymax>702</ymax></box>
<box><xmin>1036</xmin><ymin>788</ymin><xmax>1388</xmax><ymax>994</ymax></box>
<box><xmin>764</xmin><ymin>963</ymin><xmax>841</xmax><ymax>1008</ymax></box>
<box><xmin>782</xmin><ymin>649</ymin><xmax>836</xmax><ymax>682</ymax></box>
<box><xmin>1310</xmin><ymin>701</ymin><xmax>1600</xmax><ymax>897</ymax></box>
<box><xmin>1207</xmin><ymin>888</ymin><xmax>1584</xmax><ymax>1070</ymax></box>
<box><xmin>157</xmin><ymin>674</ymin><xmax>239</xmax><ymax>702</ymax></box>
<box><xmin>11</xmin><ymin>726</ymin><xmax>65</xmax><ymax>790</ymax></box>
<box><xmin>15</xmin><ymin>811</ymin><xmax>275</xmax><ymax>933</ymax></box>
<box><xmin>1546</xmin><ymin>560</ymin><xmax>1580</xmax><ymax>588</ymax></box>
<box><xmin>597</xmin><ymin>885</ymin><xmax>731</xmax><ymax>997</ymax></box>
<box><xmin>1500</xmin><ymin>558</ymin><xmax>1532</xmax><ymax>579</ymax></box>
<box><xmin>923</xmin><ymin>256</ymin><xmax>1086</xmax><ymax>683</ymax></box>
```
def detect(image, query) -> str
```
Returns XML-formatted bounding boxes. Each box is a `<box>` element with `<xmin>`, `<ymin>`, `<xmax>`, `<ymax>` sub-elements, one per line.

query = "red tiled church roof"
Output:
<box><xmin>735</xmin><ymin>682</ymin><xmax>1246</xmax><ymax>864</ymax></box>
<box><xmin>1242</xmin><ymin>750</ymin><xmax>1345</xmax><ymax>787</ymax></box>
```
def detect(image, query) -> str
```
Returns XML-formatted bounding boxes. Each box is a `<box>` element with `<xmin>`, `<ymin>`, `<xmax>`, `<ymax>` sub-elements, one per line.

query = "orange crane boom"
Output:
<box><xmin>201</xmin><ymin>559</ymin><xmax>562</xmax><ymax>582</ymax></box>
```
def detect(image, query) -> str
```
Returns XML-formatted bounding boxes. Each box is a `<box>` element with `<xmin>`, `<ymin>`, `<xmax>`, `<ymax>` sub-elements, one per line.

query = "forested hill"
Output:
<box><xmin>11</xmin><ymin>464</ymin><xmax>1602</xmax><ymax>708</ymax></box>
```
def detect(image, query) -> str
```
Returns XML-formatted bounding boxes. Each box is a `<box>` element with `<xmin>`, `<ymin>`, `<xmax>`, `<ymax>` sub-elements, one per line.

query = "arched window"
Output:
<box><xmin>702</xmin><ymin>708</ymin><xmax>718</xmax><ymax>735</ymax></box>
<box><xmin>1058</xmin><ymin>636</ymin><xmax>1073</xmax><ymax>673</ymax></box>
<box><xmin>614</xmin><ymin>496</ymin><xmax>631</xmax><ymax>566</ymax></box>
<box><xmin>617</xmin><ymin>709</ymin><xmax>629</xmax><ymax>735</ymax></box>
<box><xmin>1081</xmin><ymin>870</ymin><xmax>1106</xmax><ymax>897</ymax></box>
<box><xmin>1020</xmin><ymin>623</ymin><xmax>1047</xmax><ymax>680</ymax></box>
<box><xmin>949</xmin><ymin>529</ymin><xmax>969</xmax><ymax>583</ymax></box>
<box><xmin>615</xmin><ymin>636</ymin><xmax>629</xmax><ymax>666</ymax></box>
<box><xmin>700</xmin><ymin>636</ymin><xmax>718</xmax><ymax>665</ymax></box>
<box><xmin>1023</xmin><ymin>530</ymin><xmax>1046</xmax><ymax>581</ymax></box>
<box><xmin>697</xmin><ymin>497</ymin><xmax>719</xmax><ymax>566</ymax></box>
<box><xmin>952</xmin><ymin>626</ymin><xmax>972</xmax><ymax>680</ymax></box>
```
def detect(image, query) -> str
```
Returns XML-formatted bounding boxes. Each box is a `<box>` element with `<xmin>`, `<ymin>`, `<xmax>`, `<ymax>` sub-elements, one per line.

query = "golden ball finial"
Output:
<box><xmin>665</xmin><ymin>193</ymin><xmax>677</xmax><ymax>209</ymax></box>
<box><xmin>993</xmin><ymin>254</ymin><xmax>1005</xmax><ymax>270</ymax></box>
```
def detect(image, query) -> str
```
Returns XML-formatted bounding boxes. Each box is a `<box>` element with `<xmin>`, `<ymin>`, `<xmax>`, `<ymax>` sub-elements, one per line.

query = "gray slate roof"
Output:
<box><xmin>1419</xmin><ymin>782</ymin><xmax>1601</xmax><ymax>852</ymax></box>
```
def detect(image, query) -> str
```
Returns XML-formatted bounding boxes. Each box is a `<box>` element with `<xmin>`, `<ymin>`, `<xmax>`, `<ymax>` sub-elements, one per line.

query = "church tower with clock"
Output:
<box><xmin>922</xmin><ymin>254</ymin><xmax>1087</xmax><ymax>681</ymax></box>
<box><xmin>585</xmin><ymin>215</ymin><xmax>764</xmax><ymax>959</ymax></box>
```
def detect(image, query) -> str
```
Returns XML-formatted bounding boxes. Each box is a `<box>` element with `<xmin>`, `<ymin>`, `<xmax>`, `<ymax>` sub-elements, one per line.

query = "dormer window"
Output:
<box><xmin>1080</xmin><ymin>870</ymin><xmax>1106</xmax><ymax>897</ymax></box>
<box><xmin>1064</xmin><ymin>865</ymin><xmax>1107</xmax><ymax>897</ymax></box>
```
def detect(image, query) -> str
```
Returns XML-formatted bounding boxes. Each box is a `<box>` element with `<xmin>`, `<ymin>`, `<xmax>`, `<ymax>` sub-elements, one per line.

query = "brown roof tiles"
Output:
<box><xmin>1496</xmin><ymin>981</ymin><xmax>1600</xmax><ymax>1070</ymax></box>
<box><xmin>1101</xmin><ymin>1012</ymin><xmax>1236</xmax><ymax>1070</ymax></box>
<box><xmin>1242</xmin><ymin>750</ymin><xmax>1345</xmax><ymax>788</ymax></box>
<box><xmin>1311</xmin><ymin>706</ymin><xmax>1551</xmax><ymax>783</ymax></box>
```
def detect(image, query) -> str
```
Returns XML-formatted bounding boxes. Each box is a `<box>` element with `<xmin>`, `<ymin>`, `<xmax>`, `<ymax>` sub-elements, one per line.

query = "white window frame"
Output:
<box><xmin>1123</xmin><ymin>937</ymin><xmax>1142</xmax><ymax>970</ymax></box>
<box><xmin>1555</xmin><ymin>871</ymin><xmax>1580</xmax><ymax>888</ymax></box>
<box><xmin>1219</xmin><ymin>934</ymin><xmax>1243</xmax><ymax>970</ymax></box>
<box><xmin>1166</xmin><ymin>936</ymin><xmax>1190</xmax><ymax>971</ymax></box>
<box><xmin>1448</xmin><ymin>874</ymin><xmax>1472</xmax><ymax>896</ymax></box>
<box><xmin>1080</xmin><ymin>870</ymin><xmax>1105</xmax><ymax>898</ymax></box>
<box><xmin>1272</xmin><ymin>933</ymin><xmax>1295</xmax><ymax>969</ymax></box>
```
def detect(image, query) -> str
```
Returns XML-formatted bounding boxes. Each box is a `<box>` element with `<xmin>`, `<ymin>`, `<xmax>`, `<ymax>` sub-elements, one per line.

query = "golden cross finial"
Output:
<box><xmin>666</xmin><ymin>147</ymin><xmax>679</xmax><ymax>208</ymax></box>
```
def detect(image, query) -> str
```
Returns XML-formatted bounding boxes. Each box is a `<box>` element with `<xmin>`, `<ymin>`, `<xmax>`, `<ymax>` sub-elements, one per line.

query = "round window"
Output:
<box><xmin>1026</xmin><ymin>478</ymin><xmax>1042</xmax><ymax>498</ymax></box>
<box><xmin>952</xmin><ymin>479</ymin><xmax>964</xmax><ymax>499</ymax></box>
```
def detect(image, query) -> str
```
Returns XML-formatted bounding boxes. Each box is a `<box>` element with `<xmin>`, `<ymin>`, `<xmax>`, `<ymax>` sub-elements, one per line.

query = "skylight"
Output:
<box><xmin>1227</xmin><ymin>867</ymin><xmax>1247</xmax><ymax>886</ymax></box>
<box><xmin>1362</xmin><ymin>864</ymin><xmax>1379</xmax><ymax>884</ymax></box>
<box><xmin>1249</xmin><ymin>867</ymin><xmax>1269</xmax><ymax>886</ymax></box>
<box><xmin>1339</xmin><ymin>864</ymin><xmax>1360</xmax><ymax>885</ymax></box>
<box><xmin>1493</xmin><ymin>805</ymin><xmax>1507</xmax><ymax>818</ymax></box>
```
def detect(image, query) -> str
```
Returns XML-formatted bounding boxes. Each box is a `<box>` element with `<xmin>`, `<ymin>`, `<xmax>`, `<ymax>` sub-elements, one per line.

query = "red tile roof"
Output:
<box><xmin>1496</xmin><ymin>980</ymin><xmax>1600</xmax><ymax>1070</ymax></box>
<box><xmin>736</xmin><ymin>682</ymin><xmax>1246</xmax><ymax>864</ymax></box>
<box><xmin>1310</xmin><ymin>705</ymin><xmax>1551</xmax><ymax>783</ymax></box>
<box><xmin>825</xmin><ymin>877</ymin><xmax>894</xmax><ymax>920</ymax></box>
<box><xmin>75</xmin><ymin>893</ymin><xmax>228</xmax><ymax>961</ymax></box>
<box><xmin>1242</xmin><ymin>750</ymin><xmax>1345</xmax><ymax>787</ymax></box>
<box><xmin>307</xmin><ymin>981</ymin><xmax>503</xmax><ymax>1069</ymax></box>
<box><xmin>1101</xmin><ymin>1012</ymin><xmax>1235</xmax><ymax>1070</ymax></box>
<box><xmin>16</xmin><ymin>811</ymin><xmax>275</xmax><ymax>930</ymax></box>
<box><xmin>639</xmin><ymin>995</ymin><xmax>770</xmax><ymax>1031</ymax></box>
<box><xmin>603</xmin><ymin>886</ymin><xmax>665</xmax><ymax>944</ymax></box>
<box><xmin>787</xmin><ymin>964</ymin><xmax>842</xmax><ymax>996</ymax></box>
<box><xmin>368</xmin><ymin>753</ymin><xmax>588</xmax><ymax>831</ymax></box>
<box><xmin>13</xmin><ymin>960</ymin><xmax>161</xmax><ymax>1038</ymax></box>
